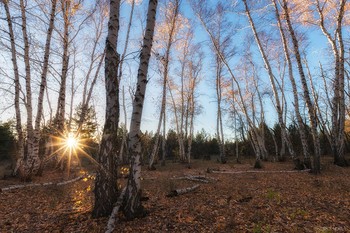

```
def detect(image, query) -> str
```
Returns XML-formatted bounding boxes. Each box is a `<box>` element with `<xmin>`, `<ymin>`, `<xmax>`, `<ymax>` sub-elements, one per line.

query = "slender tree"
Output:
<box><xmin>149</xmin><ymin>0</ymin><xmax>181</xmax><ymax>169</ymax></box>
<box><xmin>92</xmin><ymin>0</ymin><xmax>121</xmax><ymax>218</ymax></box>
<box><xmin>2</xmin><ymin>0</ymin><xmax>25</xmax><ymax>175</ymax></box>
<box><xmin>272</xmin><ymin>0</ymin><xmax>310</xmax><ymax>165</ymax></box>
<box><xmin>123</xmin><ymin>0</ymin><xmax>158</xmax><ymax>220</ymax></box>
<box><xmin>243</xmin><ymin>0</ymin><xmax>295</xmax><ymax>160</ymax></box>
<box><xmin>282</xmin><ymin>0</ymin><xmax>321</xmax><ymax>173</ymax></box>
<box><xmin>315</xmin><ymin>0</ymin><xmax>348</xmax><ymax>166</ymax></box>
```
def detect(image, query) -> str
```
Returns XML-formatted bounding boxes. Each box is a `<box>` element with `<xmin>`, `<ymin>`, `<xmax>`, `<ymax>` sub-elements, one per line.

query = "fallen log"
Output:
<box><xmin>0</xmin><ymin>174</ymin><xmax>87</xmax><ymax>192</ymax></box>
<box><xmin>171</xmin><ymin>176</ymin><xmax>209</xmax><ymax>183</ymax></box>
<box><xmin>210</xmin><ymin>169</ymin><xmax>311</xmax><ymax>174</ymax></box>
<box><xmin>166</xmin><ymin>184</ymin><xmax>200</xmax><ymax>197</ymax></box>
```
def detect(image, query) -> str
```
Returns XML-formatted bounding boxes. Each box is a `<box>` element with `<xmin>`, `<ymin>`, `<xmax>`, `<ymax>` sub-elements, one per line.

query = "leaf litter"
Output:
<box><xmin>0</xmin><ymin>159</ymin><xmax>350</xmax><ymax>232</ymax></box>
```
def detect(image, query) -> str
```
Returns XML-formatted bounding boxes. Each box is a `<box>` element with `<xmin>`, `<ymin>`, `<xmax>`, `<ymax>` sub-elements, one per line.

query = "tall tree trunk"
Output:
<box><xmin>3</xmin><ymin>0</ymin><xmax>24</xmax><ymax>175</ymax></box>
<box><xmin>123</xmin><ymin>0</ymin><xmax>158</xmax><ymax>220</ymax></box>
<box><xmin>115</xmin><ymin>0</ymin><xmax>136</xmax><ymax>165</ymax></box>
<box><xmin>161</xmin><ymin>103</ymin><xmax>166</xmax><ymax>165</ymax></box>
<box><xmin>316</xmin><ymin>0</ymin><xmax>347</xmax><ymax>166</ymax></box>
<box><xmin>243</xmin><ymin>0</ymin><xmax>295</xmax><ymax>159</ymax></box>
<box><xmin>34</xmin><ymin>0</ymin><xmax>57</xmax><ymax>173</ymax></box>
<box><xmin>150</xmin><ymin>0</ymin><xmax>181</xmax><ymax>167</ymax></box>
<box><xmin>216</xmin><ymin>55</ymin><xmax>226</xmax><ymax>164</ymax></box>
<box><xmin>187</xmin><ymin>93</ymin><xmax>195</xmax><ymax>166</ymax></box>
<box><xmin>195</xmin><ymin>8</ymin><xmax>265</xmax><ymax>166</ymax></box>
<box><xmin>56</xmin><ymin>0</ymin><xmax>70</xmax><ymax>134</ymax></box>
<box><xmin>149</xmin><ymin>107</ymin><xmax>163</xmax><ymax>169</ymax></box>
<box><xmin>272</xmin><ymin>0</ymin><xmax>310</xmax><ymax>162</ymax></box>
<box><xmin>283</xmin><ymin>0</ymin><xmax>321</xmax><ymax>173</ymax></box>
<box><xmin>92</xmin><ymin>0</ymin><xmax>121</xmax><ymax>218</ymax></box>
<box><xmin>20</xmin><ymin>0</ymin><xmax>40</xmax><ymax>179</ymax></box>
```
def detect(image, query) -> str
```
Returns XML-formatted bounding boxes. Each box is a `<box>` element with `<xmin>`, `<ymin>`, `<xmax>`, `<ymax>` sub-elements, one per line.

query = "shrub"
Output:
<box><xmin>0</xmin><ymin>121</ymin><xmax>16</xmax><ymax>162</ymax></box>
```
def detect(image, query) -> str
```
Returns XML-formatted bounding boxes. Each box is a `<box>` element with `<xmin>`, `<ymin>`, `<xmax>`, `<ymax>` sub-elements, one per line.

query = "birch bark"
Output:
<box><xmin>123</xmin><ymin>0</ymin><xmax>158</xmax><ymax>220</ymax></box>
<box><xmin>272</xmin><ymin>0</ymin><xmax>310</xmax><ymax>161</ymax></box>
<box><xmin>92</xmin><ymin>0</ymin><xmax>121</xmax><ymax>218</ymax></box>
<box><xmin>282</xmin><ymin>0</ymin><xmax>321</xmax><ymax>173</ymax></box>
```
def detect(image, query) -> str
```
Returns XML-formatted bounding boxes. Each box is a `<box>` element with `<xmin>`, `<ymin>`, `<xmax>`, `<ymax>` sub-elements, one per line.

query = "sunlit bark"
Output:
<box><xmin>316</xmin><ymin>0</ymin><xmax>347</xmax><ymax>166</ymax></box>
<box><xmin>282</xmin><ymin>0</ymin><xmax>321</xmax><ymax>173</ymax></box>
<box><xmin>272</xmin><ymin>0</ymin><xmax>310</xmax><ymax>162</ymax></box>
<box><xmin>93</xmin><ymin>0</ymin><xmax>121</xmax><ymax>218</ymax></box>
<box><xmin>123</xmin><ymin>0</ymin><xmax>158</xmax><ymax>220</ymax></box>
<box><xmin>243</xmin><ymin>0</ymin><xmax>295</xmax><ymax>159</ymax></box>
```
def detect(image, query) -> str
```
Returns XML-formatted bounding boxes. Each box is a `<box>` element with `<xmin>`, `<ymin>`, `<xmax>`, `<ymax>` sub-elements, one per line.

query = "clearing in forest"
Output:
<box><xmin>0</xmin><ymin>158</ymin><xmax>349</xmax><ymax>233</ymax></box>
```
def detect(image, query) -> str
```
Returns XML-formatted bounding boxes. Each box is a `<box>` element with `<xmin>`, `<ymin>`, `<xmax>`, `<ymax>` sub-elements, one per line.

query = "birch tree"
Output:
<box><xmin>170</xmin><ymin>28</ymin><xmax>203</xmax><ymax>166</ymax></box>
<box><xmin>315</xmin><ymin>0</ymin><xmax>348</xmax><ymax>166</ymax></box>
<box><xmin>92</xmin><ymin>0</ymin><xmax>121</xmax><ymax>218</ymax></box>
<box><xmin>272</xmin><ymin>0</ymin><xmax>311</xmax><ymax>165</ymax></box>
<box><xmin>54</xmin><ymin>0</ymin><xmax>95</xmax><ymax>134</ymax></box>
<box><xmin>211</xmin><ymin>3</ymin><xmax>231</xmax><ymax>164</ymax></box>
<box><xmin>2</xmin><ymin>0</ymin><xmax>58</xmax><ymax>179</ymax></box>
<box><xmin>77</xmin><ymin>1</ymin><xmax>107</xmax><ymax>132</ymax></box>
<box><xmin>149</xmin><ymin>0</ymin><xmax>181</xmax><ymax>169</ymax></box>
<box><xmin>243</xmin><ymin>0</ymin><xmax>295</xmax><ymax>160</ymax></box>
<box><xmin>192</xmin><ymin>0</ymin><xmax>266</xmax><ymax>167</ymax></box>
<box><xmin>2</xmin><ymin>0</ymin><xmax>24</xmax><ymax>176</ymax></box>
<box><xmin>123</xmin><ymin>0</ymin><xmax>158</xmax><ymax>219</ymax></box>
<box><xmin>281</xmin><ymin>0</ymin><xmax>321</xmax><ymax>173</ymax></box>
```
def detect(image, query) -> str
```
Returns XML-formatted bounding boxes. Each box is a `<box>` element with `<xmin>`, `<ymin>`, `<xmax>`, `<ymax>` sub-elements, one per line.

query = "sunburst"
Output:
<box><xmin>43</xmin><ymin>130</ymin><xmax>100</xmax><ymax>176</ymax></box>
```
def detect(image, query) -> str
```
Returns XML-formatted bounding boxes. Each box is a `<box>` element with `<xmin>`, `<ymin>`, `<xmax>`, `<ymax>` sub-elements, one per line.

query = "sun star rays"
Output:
<box><xmin>43</xmin><ymin>131</ymin><xmax>100</xmax><ymax>176</ymax></box>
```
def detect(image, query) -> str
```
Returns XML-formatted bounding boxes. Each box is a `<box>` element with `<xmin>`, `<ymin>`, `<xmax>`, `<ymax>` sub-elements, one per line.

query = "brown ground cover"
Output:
<box><xmin>1</xmin><ymin>158</ymin><xmax>350</xmax><ymax>233</ymax></box>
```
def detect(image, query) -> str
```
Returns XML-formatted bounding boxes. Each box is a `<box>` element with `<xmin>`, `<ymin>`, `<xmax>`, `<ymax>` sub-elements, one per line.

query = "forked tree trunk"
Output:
<box><xmin>243</xmin><ymin>0</ymin><xmax>295</xmax><ymax>159</ymax></box>
<box><xmin>20</xmin><ymin>0</ymin><xmax>41</xmax><ymax>179</ymax></box>
<box><xmin>92</xmin><ymin>0</ymin><xmax>121</xmax><ymax>218</ymax></box>
<box><xmin>195</xmin><ymin>8</ymin><xmax>265</xmax><ymax>166</ymax></box>
<box><xmin>123</xmin><ymin>0</ymin><xmax>158</xmax><ymax>220</ymax></box>
<box><xmin>272</xmin><ymin>0</ymin><xmax>310</xmax><ymax>161</ymax></box>
<box><xmin>316</xmin><ymin>0</ymin><xmax>347</xmax><ymax>166</ymax></box>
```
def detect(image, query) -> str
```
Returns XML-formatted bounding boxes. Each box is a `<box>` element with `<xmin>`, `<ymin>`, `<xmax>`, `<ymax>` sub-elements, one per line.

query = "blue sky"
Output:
<box><xmin>0</xmin><ymin>0</ymin><xmax>342</xmax><ymax>141</ymax></box>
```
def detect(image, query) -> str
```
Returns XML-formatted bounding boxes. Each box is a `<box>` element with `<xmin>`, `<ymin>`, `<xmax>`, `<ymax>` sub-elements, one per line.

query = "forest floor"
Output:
<box><xmin>1</xmin><ymin>157</ymin><xmax>350</xmax><ymax>233</ymax></box>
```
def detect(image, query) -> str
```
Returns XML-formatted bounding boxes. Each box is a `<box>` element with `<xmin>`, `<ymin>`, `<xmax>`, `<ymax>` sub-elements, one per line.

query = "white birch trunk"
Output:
<box><xmin>273</xmin><ymin>0</ymin><xmax>310</xmax><ymax>160</ymax></box>
<box><xmin>195</xmin><ymin>9</ymin><xmax>264</xmax><ymax>164</ymax></box>
<box><xmin>243</xmin><ymin>0</ymin><xmax>295</xmax><ymax>159</ymax></box>
<box><xmin>316</xmin><ymin>0</ymin><xmax>347</xmax><ymax>166</ymax></box>
<box><xmin>92</xmin><ymin>0</ymin><xmax>121</xmax><ymax>218</ymax></box>
<box><xmin>123</xmin><ymin>0</ymin><xmax>158</xmax><ymax>220</ymax></box>
<box><xmin>56</xmin><ymin>0</ymin><xmax>70</xmax><ymax>134</ymax></box>
<box><xmin>3</xmin><ymin>0</ymin><xmax>25</xmax><ymax>175</ymax></box>
<box><xmin>283</xmin><ymin>0</ymin><xmax>321</xmax><ymax>173</ymax></box>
